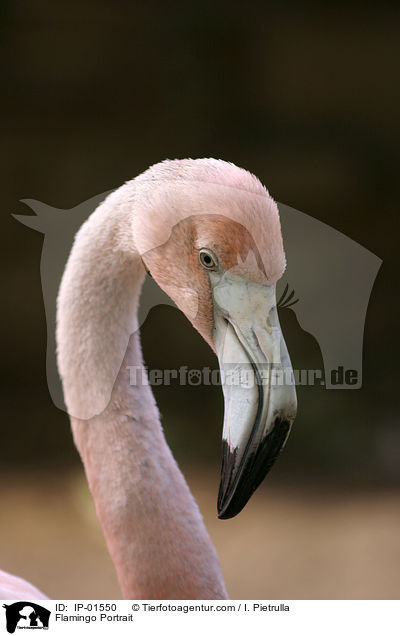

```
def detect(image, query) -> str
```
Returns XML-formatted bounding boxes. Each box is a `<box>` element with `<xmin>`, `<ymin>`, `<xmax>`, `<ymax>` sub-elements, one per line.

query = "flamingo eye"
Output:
<box><xmin>199</xmin><ymin>248</ymin><xmax>218</xmax><ymax>271</ymax></box>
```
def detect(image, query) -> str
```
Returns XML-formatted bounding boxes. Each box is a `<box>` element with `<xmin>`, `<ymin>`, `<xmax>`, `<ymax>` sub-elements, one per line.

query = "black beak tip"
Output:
<box><xmin>217</xmin><ymin>440</ymin><xmax>243</xmax><ymax>519</ymax></box>
<box><xmin>217</xmin><ymin>501</ymin><xmax>247</xmax><ymax>520</ymax></box>
<box><xmin>217</xmin><ymin>417</ymin><xmax>292</xmax><ymax>520</ymax></box>
<box><xmin>217</xmin><ymin>478</ymin><xmax>258</xmax><ymax>520</ymax></box>
<box><xmin>217</xmin><ymin>509</ymin><xmax>236</xmax><ymax>520</ymax></box>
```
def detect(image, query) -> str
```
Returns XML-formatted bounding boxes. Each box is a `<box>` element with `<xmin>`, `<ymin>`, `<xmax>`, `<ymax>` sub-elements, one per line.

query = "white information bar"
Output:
<box><xmin>1</xmin><ymin>600</ymin><xmax>398</xmax><ymax>635</ymax></box>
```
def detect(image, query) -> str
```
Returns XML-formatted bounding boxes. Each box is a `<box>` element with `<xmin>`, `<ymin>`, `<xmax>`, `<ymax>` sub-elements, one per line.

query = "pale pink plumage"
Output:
<box><xmin>1</xmin><ymin>159</ymin><xmax>285</xmax><ymax>599</ymax></box>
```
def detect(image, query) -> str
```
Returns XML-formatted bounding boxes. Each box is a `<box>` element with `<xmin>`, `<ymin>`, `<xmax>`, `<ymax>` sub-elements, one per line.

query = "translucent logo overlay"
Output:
<box><xmin>14</xmin><ymin>191</ymin><xmax>381</xmax><ymax>414</ymax></box>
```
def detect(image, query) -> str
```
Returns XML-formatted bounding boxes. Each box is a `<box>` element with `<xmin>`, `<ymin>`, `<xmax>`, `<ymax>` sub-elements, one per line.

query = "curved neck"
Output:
<box><xmin>57</xmin><ymin>188</ymin><xmax>227</xmax><ymax>599</ymax></box>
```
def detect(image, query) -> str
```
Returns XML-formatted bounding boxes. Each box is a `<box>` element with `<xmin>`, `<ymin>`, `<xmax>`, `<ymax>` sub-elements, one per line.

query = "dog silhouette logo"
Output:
<box><xmin>2</xmin><ymin>602</ymin><xmax>50</xmax><ymax>633</ymax></box>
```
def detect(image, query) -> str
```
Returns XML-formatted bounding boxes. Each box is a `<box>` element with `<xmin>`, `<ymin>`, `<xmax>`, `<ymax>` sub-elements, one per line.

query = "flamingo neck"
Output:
<box><xmin>57</xmin><ymin>186</ymin><xmax>227</xmax><ymax>599</ymax></box>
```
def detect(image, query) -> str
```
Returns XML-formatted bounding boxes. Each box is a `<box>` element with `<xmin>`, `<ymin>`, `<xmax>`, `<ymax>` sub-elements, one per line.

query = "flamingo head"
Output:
<box><xmin>136</xmin><ymin>159</ymin><xmax>297</xmax><ymax>518</ymax></box>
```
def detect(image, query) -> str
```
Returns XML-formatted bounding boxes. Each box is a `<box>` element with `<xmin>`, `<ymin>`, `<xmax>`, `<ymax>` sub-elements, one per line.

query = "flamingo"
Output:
<box><xmin>1</xmin><ymin>159</ymin><xmax>297</xmax><ymax>600</ymax></box>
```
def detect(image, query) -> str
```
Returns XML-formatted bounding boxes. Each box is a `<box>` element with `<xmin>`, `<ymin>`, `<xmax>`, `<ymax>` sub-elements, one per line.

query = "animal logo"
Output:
<box><xmin>188</xmin><ymin>370</ymin><xmax>202</xmax><ymax>385</ymax></box>
<box><xmin>14</xmin><ymin>191</ymin><xmax>381</xmax><ymax>412</ymax></box>
<box><xmin>2</xmin><ymin>602</ymin><xmax>50</xmax><ymax>633</ymax></box>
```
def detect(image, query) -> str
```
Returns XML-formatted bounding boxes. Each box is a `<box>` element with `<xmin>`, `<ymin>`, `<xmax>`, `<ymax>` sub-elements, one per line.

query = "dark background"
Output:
<box><xmin>1</xmin><ymin>2</ymin><xmax>398</xmax><ymax>483</ymax></box>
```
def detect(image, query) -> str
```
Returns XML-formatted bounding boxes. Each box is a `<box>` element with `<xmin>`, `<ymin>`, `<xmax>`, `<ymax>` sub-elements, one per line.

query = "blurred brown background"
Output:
<box><xmin>0</xmin><ymin>1</ymin><xmax>399</xmax><ymax>599</ymax></box>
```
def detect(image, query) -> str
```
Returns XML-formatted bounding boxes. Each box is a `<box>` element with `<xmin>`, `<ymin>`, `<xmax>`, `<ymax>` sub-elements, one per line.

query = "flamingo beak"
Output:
<box><xmin>209</xmin><ymin>270</ymin><xmax>297</xmax><ymax>519</ymax></box>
